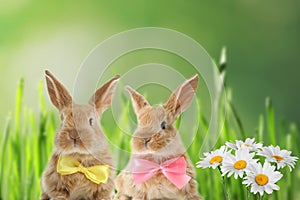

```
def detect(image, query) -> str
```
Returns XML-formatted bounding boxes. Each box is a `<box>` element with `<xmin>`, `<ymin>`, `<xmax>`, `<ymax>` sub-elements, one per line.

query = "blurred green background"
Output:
<box><xmin>1</xmin><ymin>0</ymin><xmax>300</xmax><ymax>132</ymax></box>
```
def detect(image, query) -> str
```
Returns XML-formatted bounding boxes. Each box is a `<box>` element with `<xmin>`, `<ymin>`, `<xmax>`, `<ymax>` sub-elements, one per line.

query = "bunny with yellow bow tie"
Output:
<box><xmin>40</xmin><ymin>71</ymin><xmax>120</xmax><ymax>200</ymax></box>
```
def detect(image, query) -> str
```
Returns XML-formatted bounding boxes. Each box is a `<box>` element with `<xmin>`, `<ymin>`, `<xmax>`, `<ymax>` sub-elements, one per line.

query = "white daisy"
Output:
<box><xmin>257</xmin><ymin>145</ymin><xmax>298</xmax><ymax>171</ymax></box>
<box><xmin>221</xmin><ymin>148</ymin><xmax>258</xmax><ymax>179</ymax></box>
<box><xmin>243</xmin><ymin>162</ymin><xmax>283</xmax><ymax>196</ymax></box>
<box><xmin>196</xmin><ymin>146</ymin><xmax>230</xmax><ymax>169</ymax></box>
<box><xmin>226</xmin><ymin>138</ymin><xmax>263</xmax><ymax>151</ymax></box>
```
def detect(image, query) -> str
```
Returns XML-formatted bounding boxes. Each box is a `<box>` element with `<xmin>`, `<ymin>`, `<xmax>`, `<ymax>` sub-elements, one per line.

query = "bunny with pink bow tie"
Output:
<box><xmin>115</xmin><ymin>75</ymin><xmax>202</xmax><ymax>200</ymax></box>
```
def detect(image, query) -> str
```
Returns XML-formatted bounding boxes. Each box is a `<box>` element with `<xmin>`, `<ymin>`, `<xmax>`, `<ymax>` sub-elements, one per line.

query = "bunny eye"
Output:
<box><xmin>89</xmin><ymin>118</ymin><xmax>93</xmax><ymax>126</ymax></box>
<box><xmin>161</xmin><ymin>121</ymin><xmax>166</xmax><ymax>130</ymax></box>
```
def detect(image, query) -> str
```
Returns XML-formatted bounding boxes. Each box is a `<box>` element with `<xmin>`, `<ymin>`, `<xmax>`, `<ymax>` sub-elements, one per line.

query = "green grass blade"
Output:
<box><xmin>265</xmin><ymin>97</ymin><xmax>276</xmax><ymax>145</ymax></box>
<box><xmin>228</xmin><ymin>101</ymin><xmax>246</xmax><ymax>139</ymax></box>
<box><xmin>38</xmin><ymin>80</ymin><xmax>47</xmax><ymax>117</ymax></box>
<box><xmin>0</xmin><ymin>114</ymin><xmax>12</xmax><ymax>199</ymax></box>
<box><xmin>289</xmin><ymin>123</ymin><xmax>299</xmax><ymax>153</ymax></box>
<box><xmin>14</xmin><ymin>78</ymin><xmax>24</xmax><ymax>134</ymax></box>
<box><xmin>219</xmin><ymin>46</ymin><xmax>227</xmax><ymax>73</ymax></box>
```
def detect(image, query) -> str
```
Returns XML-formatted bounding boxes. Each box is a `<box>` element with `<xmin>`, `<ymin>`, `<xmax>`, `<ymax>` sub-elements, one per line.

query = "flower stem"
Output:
<box><xmin>257</xmin><ymin>193</ymin><xmax>262</xmax><ymax>200</ymax></box>
<box><xmin>275</xmin><ymin>192</ymin><xmax>279</xmax><ymax>200</ymax></box>
<box><xmin>218</xmin><ymin>166</ymin><xmax>229</xmax><ymax>200</ymax></box>
<box><xmin>246</xmin><ymin>187</ymin><xmax>250</xmax><ymax>200</ymax></box>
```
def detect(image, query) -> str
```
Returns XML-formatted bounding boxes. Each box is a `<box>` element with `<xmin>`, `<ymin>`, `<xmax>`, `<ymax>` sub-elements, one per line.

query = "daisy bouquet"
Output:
<box><xmin>197</xmin><ymin>138</ymin><xmax>298</xmax><ymax>199</ymax></box>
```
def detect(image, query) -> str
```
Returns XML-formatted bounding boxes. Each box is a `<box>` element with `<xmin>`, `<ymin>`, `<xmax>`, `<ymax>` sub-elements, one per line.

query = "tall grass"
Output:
<box><xmin>0</xmin><ymin>51</ymin><xmax>299</xmax><ymax>199</ymax></box>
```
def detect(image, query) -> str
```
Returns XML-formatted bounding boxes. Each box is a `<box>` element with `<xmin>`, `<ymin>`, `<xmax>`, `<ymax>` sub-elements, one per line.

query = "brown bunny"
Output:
<box><xmin>40</xmin><ymin>70</ymin><xmax>120</xmax><ymax>200</ymax></box>
<box><xmin>115</xmin><ymin>75</ymin><xmax>202</xmax><ymax>200</ymax></box>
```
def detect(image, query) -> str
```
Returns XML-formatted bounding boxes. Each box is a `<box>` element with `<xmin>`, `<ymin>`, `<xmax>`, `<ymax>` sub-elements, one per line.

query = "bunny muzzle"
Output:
<box><xmin>132</xmin><ymin>128</ymin><xmax>176</xmax><ymax>153</ymax></box>
<box><xmin>55</xmin><ymin>127</ymin><xmax>93</xmax><ymax>155</ymax></box>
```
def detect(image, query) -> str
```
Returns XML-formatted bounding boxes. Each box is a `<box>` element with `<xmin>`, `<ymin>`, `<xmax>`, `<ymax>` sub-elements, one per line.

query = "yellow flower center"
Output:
<box><xmin>233</xmin><ymin>160</ymin><xmax>247</xmax><ymax>170</ymax></box>
<box><xmin>209</xmin><ymin>156</ymin><xmax>223</xmax><ymax>164</ymax></box>
<box><xmin>272</xmin><ymin>155</ymin><xmax>283</xmax><ymax>161</ymax></box>
<box><xmin>240</xmin><ymin>144</ymin><xmax>250</xmax><ymax>147</ymax></box>
<box><xmin>255</xmin><ymin>174</ymin><xmax>269</xmax><ymax>186</ymax></box>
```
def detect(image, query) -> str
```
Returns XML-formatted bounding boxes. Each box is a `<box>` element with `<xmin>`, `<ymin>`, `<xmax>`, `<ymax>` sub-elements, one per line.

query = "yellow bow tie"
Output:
<box><xmin>57</xmin><ymin>155</ymin><xmax>110</xmax><ymax>184</ymax></box>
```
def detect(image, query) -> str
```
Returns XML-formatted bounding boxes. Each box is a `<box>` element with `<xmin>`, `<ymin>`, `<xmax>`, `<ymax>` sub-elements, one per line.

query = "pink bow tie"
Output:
<box><xmin>132</xmin><ymin>156</ymin><xmax>191</xmax><ymax>189</ymax></box>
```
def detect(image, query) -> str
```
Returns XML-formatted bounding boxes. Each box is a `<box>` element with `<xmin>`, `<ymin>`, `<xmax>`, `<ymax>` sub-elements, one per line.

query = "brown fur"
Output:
<box><xmin>40</xmin><ymin>70</ymin><xmax>120</xmax><ymax>200</ymax></box>
<box><xmin>115</xmin><ymin>75</ymin><xmax>202</xmax><ymax>200</ymax></box>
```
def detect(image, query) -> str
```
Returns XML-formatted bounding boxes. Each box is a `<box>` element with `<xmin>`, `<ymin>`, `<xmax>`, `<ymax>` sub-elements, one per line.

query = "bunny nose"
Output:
<box><xmin>144</xmin><ymin>138</ymin><xmax>151</xmax><ymax>148</ymax></box>
<box><xmin>69</xmin><ymin>130</ymin><xmax>80</xmax><ymax>140</ymax></box>
<box><xmin>145</xmin><ymin>138</ymin><xmax>151</xmax><ymax>144</ymax></box>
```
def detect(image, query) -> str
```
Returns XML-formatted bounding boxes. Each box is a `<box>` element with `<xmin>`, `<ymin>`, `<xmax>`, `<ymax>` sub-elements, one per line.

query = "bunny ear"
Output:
<box><xmin>89</xmin><ymin>75</ymin><xmax>120</xmax><ymax>116</ymax></box>
<box><xmin>125</xmin><ymin>85</ymin><xmax>150</xmax><ymax>115</ymax></box>
<box><xmin>45</xmin><ymin>70</ymin><xmax>72</xmax><ymax>110</ymax></box>
<box><xmin>164</xmin><ymin>74</ymin><xmax>199</xmax><ymax>121</ymax></box>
